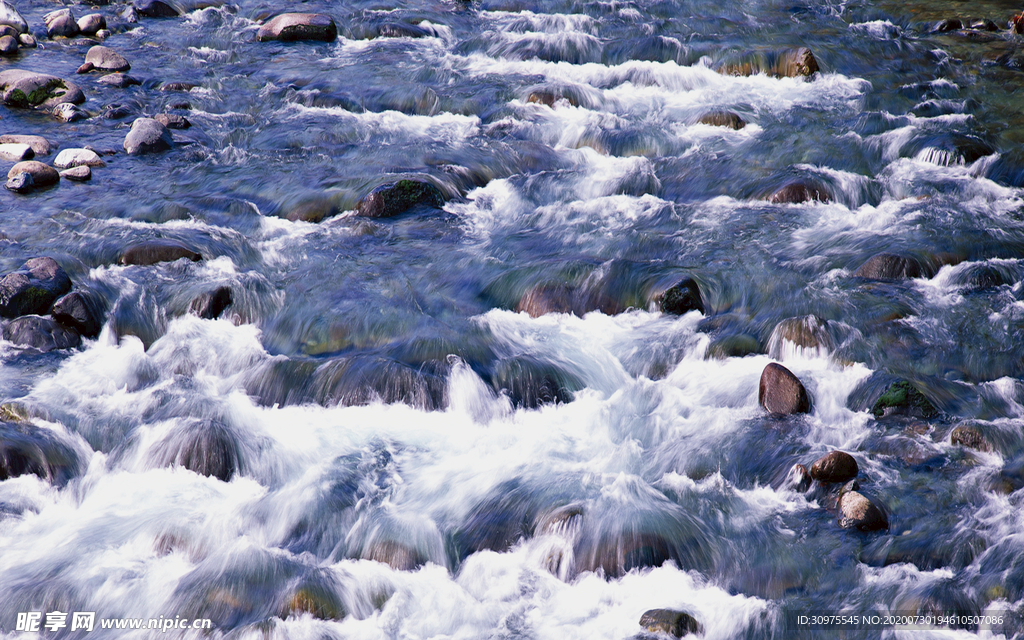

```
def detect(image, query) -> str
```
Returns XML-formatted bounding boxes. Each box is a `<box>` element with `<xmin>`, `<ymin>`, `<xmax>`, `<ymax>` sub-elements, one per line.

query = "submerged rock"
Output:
<box><xmin>705</xmin><ymin>334</ymin><xmax>761</xmax><ymax>359</ymax></box>
<box><xmin>124</xmin><ymin>117</ymin><xmax>173</xmax><ymax>155</ymax></box>
<box><xmin>0</xmin><ymin>34</ymin><xmax>15</xmax><ymax>55</ymax></box>
<box><xmin>639</xmin><ymin>609</ymin><xmax>703</xmax><ymax>638</ymax></box>
<box><xmin>0</xmin><ymin>70</ymin><xmax>85</xmax><ymax>109</ymax></box>
<box><xmin>838</xmin><ymin>491</ymin><xmax>888</xmax><ymax>531</ymax></box>
<box><xmin>718</xmin><ymin>47</ymin><xmax>819</xmax><ymax>78</ymax></box>
<box><xmin>657</xmin><ymin>278</ymin><xmax>705</xmax><ymax>315</ymax></box>
<box><xmin>0</xmin><ymin>257</ymin><xmax>72</xmax><ymax>318</ymax></box>
<box><xmin>0</xmin><ymin>422</ymin><xmax>80</xmax><ymax>484</ymax></box>
<box><xmin>785</xmin><ymin>463</ymin><xmax>812</xmax><ymax>492</ymax></box>
<box><xmin>283</xmin><ymin>197</ymin><xmax>337</xmax><ymax>223</ymax></box>
<box><xmin>155</xmin><ymin>420</ymin><xmax>242</xmax><ymax>481</ymax></box>
<box><xmin>768</xmin><ymin>181</ymin><xmax>828</xmax><ymax>204</ymax></box>
<box><xmin>52</xmin><ymin>290</ymin><xmax>105</xmax><ymax>337</ymax></box>
<box><xmin>758</xmin><ymin>363</ymin><xmax>811</xmax><ymax>415</ymax></box>
<box><xmin>97</xmin><ymin>73</ymin><xmax>141</xmax><ymax>88</ymax></box>
<box><xmin>154</xmin><ymin>113</ymin><xmax>190</xmax><ymax>129</ymax></box>
<box><xmin>53</xmin><ymin>103</ymin><xmax>88</xmax><ymax>123</ymax></box>
<box><xmin>854</xmin><ymin>253</ymin><xmax>925</xmax><ymax>280</ymax></box>
<box><xmin>354</xmin><ymin>179</ymin><xmax>445</xmax><ymax>218</ymax></box>
<box><xmin>189</xmin><ymin>286</ymin><xmax>232</xmax><ymax>319</ymax></box>
<box><xmin>376</xmin><ymin>22</ymin><xmax>434</xmax><ymax>38</ymax></box>
<box><xmin>3</xmin><ymin>315</ymin><xmax>81</xmax><ymax>351</ymax></box>
<box><xmin>516</xmin><ymin>283</ymin><xmax>574</xmax><ymax>317</ymax></box>
<box><xmin>118</xmin><ymin>239</ymin><xmax>202</xmax><ymax>265</ymax></box>
<box><xmin>697</xmin><ymin>111</ymin><xmax>745</xmax><ymax>129</ymax></box>
<box><xmin>950</xmin><ymin>422</ymin><xmax>992</xmax><ymax>452</ymax></box>
<box><xmin>931</xmin><ymin>18</ymin><xmax>963</xmax><ymax>32</ymax></box>
<box><xmin>767</xmin><ymin>315</ymin><xmax>835</xmax><ymax>358</ymax></box>
<box><xmin>488</xmin><ymin>356</ymin><xmax>583</xmax><ymax>408</ymax></box>
<box><xmin>871</xmin><ymin>380</ymin><xmax>939</xmax><ymax>419</ymax></box>
<box><xmin>809</xmin><ymin>451</ymin><xmax>858</xmax><ymax>483</ymax></box>
<box><xmin>257</xmin><ymin>13</ymin><xmax>337</xmax><ymax>42</ymax></box>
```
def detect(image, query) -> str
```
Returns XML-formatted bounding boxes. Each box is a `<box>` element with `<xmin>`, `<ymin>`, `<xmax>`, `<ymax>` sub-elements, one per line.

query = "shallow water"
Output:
<box><xmin>2</xmin><ymin>0</ymin><xmax>1024</xmax><ymax>637</ymax></box>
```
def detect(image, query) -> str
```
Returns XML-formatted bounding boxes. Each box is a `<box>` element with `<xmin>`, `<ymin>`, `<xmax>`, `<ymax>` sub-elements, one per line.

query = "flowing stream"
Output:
<box><xmin>2</xmin><ymin>0</ymin><xmax>1024</xmax><ymax>637</ymax></box>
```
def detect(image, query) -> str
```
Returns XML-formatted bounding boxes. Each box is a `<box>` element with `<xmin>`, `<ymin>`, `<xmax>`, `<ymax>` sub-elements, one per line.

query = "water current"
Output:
<box><xmin>2</xmin><ymin>0</ymin><xmax>1024</xmax><ymax>637</ymax></box>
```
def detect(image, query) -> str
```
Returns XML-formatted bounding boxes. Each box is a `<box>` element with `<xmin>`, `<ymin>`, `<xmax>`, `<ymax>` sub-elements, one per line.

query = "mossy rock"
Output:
<box><xmin>871</xmin><ymin>380</ymin><xmax>938</xmax><ymax>419</ymax></box>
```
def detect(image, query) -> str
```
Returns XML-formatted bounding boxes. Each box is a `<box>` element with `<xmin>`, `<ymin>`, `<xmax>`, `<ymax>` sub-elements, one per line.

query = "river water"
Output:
<box><xmin>2</xmin><ymin>0</ymin><xmax>1024</xmax><ymax>637</ymax></box>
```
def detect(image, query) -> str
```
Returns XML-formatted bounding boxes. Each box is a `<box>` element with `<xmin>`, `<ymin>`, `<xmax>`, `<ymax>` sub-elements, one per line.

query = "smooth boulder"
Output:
<box><xmin>838</xmin><ymin>491</ymin><xmax>888</xmax><ymax>531</ymax></box>
<box><xmin>118</xmin><ymin>239</ymin><xmax>202</xmax><ymax>266</ymax></box>
<box><xmin>123</xmin><ymin>117</ymin><xmax>173</xmax><ymax>155</ymax></box>
<box><xmin>257</xmin><ymin>13</ymin><xmax>337</xmax><ymax>42</ymax></box>
<box><xmin>0</xmin><ymin>258</ymin><xmax>72</xmax><ymax>318</ymax></box>
<box><xmin>0</xmin><ymin>0</ymin><xmax>27</xmax><ymax>33</ymax></box>
<box><xmin>82</xmin><ymin>45</ymin><xmax>130</xmax><ymax>72</ymax></box>
<box><xmin>0</xmin><ymin>135</ymin><xmax>52</xmax><ymax>156</ymax></box>
<box><xmin>7</xmin><ymin>161</ymin><xmax>59</xmax><ymax>187</ymax></box>
<box><xmin>44</xmin><ymin>9</ymin><xmax>79</xmax><ymax>38</ymax></box>
<box><xmin>134</xmin><ymin>0</ymin><xmax>180</xmax><ymax>17</ymax></box>
<box><xmin>77</xmin><ymin>13</ymin><xmax>106</xmax><ymax>35</ymax></box>
<box><xmin>354</xmin><ymin>179</ymin><xmax>445</xmax><ymax>218</ymax></box>
<box><xmin>0</xmin><ymin>143</ymin><xmax>32</xmax><ymax>161</ymax></box>
<box><xmin>0</xmin><ymin>70</ymin><xmax>85</xmax><ymax>109</ymax></box>
<box><xmin>854</xmin><ymin>253</ymin><xmax>924</xmax><ymax>280</ymax></box>
<box><xmin>52</xmin><ymin>291</ymin><xmax>105</xmax><ymax>337</ymax></box>
<box><xmin>54</xmin><ymin>148</ymin><xmax>105</xmax><ymax>169</ymax></box>
<box><xmin>3</xmin><ymin>315</ymin><xmax>81</xmax><ymax>351</ymax></box>
<box><xmin>154</xmin><ymin>113</ymin><xmax>190</xmax><ymax>129</ymax></box>
<box><xmin>809</xmin><ymin>451</ymin><xmax>858</xmax><ymax>483</ymax></box>
<box><xmin>60</xmin><ymin>166</ymin><xmax>91</xmax><ymax>182</ymax></box>
<box><xmin>758</xmin><ymin>362</ymin><xmax>811</xmax><ymax>415</ymax></box>
<box><xmin>98</xmin><ymin>73</ymin><xmax>141</xmax><ymax>88</ymax></box>
<box><xmin>0</xmin><ymin>33</ymin><xmax>15</xmax><ymax>55</ymax></box>
<box><xmin>639</xmin><ymin>609</ymin><xmax>703</xmax><ymax>637</ymax></box>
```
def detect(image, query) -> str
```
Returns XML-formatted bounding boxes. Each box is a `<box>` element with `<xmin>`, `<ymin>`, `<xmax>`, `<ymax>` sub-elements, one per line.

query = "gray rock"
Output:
<box><xmin>124</xmin><ymin>117</ymin><xmax>173</xmax><ymax>155</ymax></box>
<box><xmin>97</xmin><ymin>73</ymin><xmax>140</xmax><ymax>88</ymax></box>
<box><xmin>94</xmin><ymin>29</ymin><xmax>110</xmax><ymax>39</ymax></box>
<box><xmin>0</xmin><ymin>257</ymin><xmax>72</xmax><ymax>318</ymax></box>
<box><xmin>154</xmin><ymin>113</ymin><xmax>190</xmax><ymax>129</ymax></box>
<box><xmin>0</xmin><ymin>0</ymin><xmax>27</xmax><ymax>33</ymax></box>
<box><xmin>257</xmin><ymin>13</ymin><xmax>337</xmax><ymax>42</ymax></box>
<box><xmin>0</xmin><ymin>70</ymin><xmax>85</xmax><ymax>109</ymax></box>
<box><xmin>0</xmin><ymin>142</ymin><xmax>32</xmax><ymax>161</ymax></box>
<box><xmin>7</xmin><ymin>161</ymin><xmax>58</xmax><ymax>187</ymax></box>
<box><xmin>77</xmin><ymin>13</ymin><xmax>106</xmax><ymax>35</ymax></box>
<box><xmin>0</xmin><ymin>135</ymin><xmax>52</xmax><ymax>156</ymax></box>
<box><xmin>17</xmin><ymin>33</ymin><xmax>33</xmax><ymax>47</ymax></box>
<box><xmin>118</xmin><ymin>239</ymin><xmax>201</xmax><ymax>265</ymax></box>
<box><xmin>758</xmin><ymin>362</ymin><xmax>811</xmax><ymax>415</ymax></box>
<box><xmin>160</xmin><ymin>81</ymin><xmax>196</xmax><ymax>91</ymax></box>
<box><xmin>0</xmin><ymin>34</ymin><xmax>16</xmax><ymax>55</ymax></box>
<box><xmin>809</xmin><ymin>451</ymin><xmax>858</xmax><ymax>483</ymax></box>
<box><xmin>103</xmin><ymin>104</ymin><xmax>131</xmax><ymax>119</ymax></box>
<box><xmin>52</xmin><ymin>290</ymin><xmax>105</xmax><ymax>337</ymax></box>
<box><xmin>638</xmin><ymin>609</ymin><xmax>703</xmax><ymax>637</ymax></box>
<box><xmin>0</xmin><ymin>24</ymin><xmax>15</xmax><ymax>37</ymax></box>
<box><xmin>44</xmin><ymin>8</ymin><xmax>79</xmax><ymax>38</ymax></box>
<box><xmin>4</xmin><ymin>172</ymin><xmax>31</xmax><ymax>193</ymax></box>
<box><xmin>84</xmin><ymin>45</ymin><xmax>130</xmax><ymax>72</ymax></box>
<box><xmin>54</xmin><ymin>148</ymin><xmax>105</xmax><ymax>169</ymax></box>
<box><xmin>3</xmin><ymin>315</ymin><xmax>81</xmax><ymax>351</ymax></box>
<box><xmin>59</xmin><ymin>165</ymin><xmax>91</xmax><ymax>181</ymax></box>
<box><xmin>838</xmin><ymin>491</ymin><xmax>888</xmax><ymax>531</ymax></box>
<box><xmin>52</xmin><ymin>102</ymin><xmax>87</xmax><ymax>123</ymax></box>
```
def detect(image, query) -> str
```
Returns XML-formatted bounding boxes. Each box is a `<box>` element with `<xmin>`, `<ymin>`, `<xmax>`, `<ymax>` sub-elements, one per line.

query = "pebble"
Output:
<box><xmin>17</xmin><ymin>33</ymin><xmax>34</xmax><ymax>47</ymax></box>
<box><xmin>0</xmin><ymin>142</ymin><xmax>32</xmax><ymax>161</ymax></box>
<box><xmin>7</xmin><ymin>161</ymin><xmax>59</xmax><ymax>187</ymax></box>
<box><xmin>54</xmin><ymin>148</ymin><xmax>105</xmax><ymax>169</ymax></box>
<box><xmin>53</xmin><ymin>102</ymin><xmax>88</xmax><ymax>123</ymax></box>
<box><xmin>123</xmin><ymin>117</ymin><xmax>173</xmax><ymax>155</ymax></box>
<box><xmin>59</xmin><ymin>165</ymin><xmax>91</xmax><ymax>182</ymax></box>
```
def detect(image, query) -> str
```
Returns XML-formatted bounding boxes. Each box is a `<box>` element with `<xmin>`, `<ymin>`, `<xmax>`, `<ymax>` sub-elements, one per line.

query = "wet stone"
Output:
<box><xmin>0</xmin><ymin>34</ymin><xmax>15</xmax><ymax>55</ymax></box>
<box><xmin>154</xmin><ymin>113</ymin><xmax>191</xmax><ymax>129</ymax></box>
<box><xmin>4</xmin><ymin>315</ymin><xmax>81</xmax><ymax>351</ymax></box>
<box><xmin>0</xmin><ymin>142</ymin><xmax>32</xmax><ymax>161</ymax></box>
<box><xmin>59</xmin><ymin>165</ymin><xmax>91</xmax><ymax>182</ymax></box>
<box><xmin>854</xmin><ymin>253</ymin><xmax>924</xmax><ymax>280</ymax></box>
<box><xmin>950</xmin><ymin>422</ymin><xmax>992</xmax><ymax>452</ymax></box>
<box><xmin>516</xmin><ymin>283</ymin><xmax>574</xmax><ymax>317</ymax></box>
<box><xmin>705</xmin><ymin>334</ymin><xmax>761</xmax><ymax>359</ymax></box>
<box><xmin>134</xmin><ymin>0</ymin><xmax>180</xmax><ymax>18</ymax></box>
<box><xmin>44</xmin><ymin>8</ymin><xmax>79</xmax><ymax>38</ymax></box>
<box><xmin>354</xmin><ymin>179</ymin><xmax>445</xmax><ymax>218</ymax></box>
<box><xmin>376</xmin><ymin>22</ymin><xmax>434</xmax><ymax>39</ymax></box>
<box><xmin>769</xmin><ymin>181</ymin><xmax>828</xmax><ymax>204</ymax></box>
<box><xmin>52</xmin><ymin>291</ymin><xmax>104</xmax><ymax>337</ymax></box>
<box><xmin>838</xmin><ymin>491</ymin><xmax>888</xmax><ymax>531</ymax></box>
<box><xmin>97</xmin><ymin>73</ymin><xmax>141</xmax><ymax>88</ymax></box>
<box><xmin>284</xmin><ymin>197</ymin><xmax>336</xmax><ymax>223</ymax></box>
<box><xmin>0</xmin><ymin>257</ymin><xmax>72</xmax><ymax>318</ymax></box>
<box><xmin>7</xmin><ymin>161</ymin><xmax>58</xmax><ymax>187</ymax></box>
<box><xmin>103</xmin><ymin>104</ymin><xmax>132</xmax><ymax>119</ymax></box>
<box><xmin>639</xmin><ymin>609</ymin><xmax>703</xmax><ymax>637</ymax></box>
<box><xmin>0</xmin><ymin>70</ymin><xmax>85</xmax><ymax>109</ymax></box>
<box><xmin>0</xmin><ymin>135</ymin><xmax>51</xmax><ymax>156</ymax></box>
<box><xmin>871</xmin><ymin>380</ymin><xmax>939</xmax><ymax>419</ymax></box>
<box><xmin>785</xmin><ymin>463</ymin><xmax>812</xmax><ymax>492</ymax></box>
<box><xmin>809</xmin><ymin>451</ymin><xmax>859</xmax><ymax>483</ymax></box>
<box><xmin>257</xmin><ymin>13</ymin><xmax>337</xmax><ymax>42</ymax></box>
<box><xmin>16</xmin><ymin>33</ymin><xmax>32</xmax><ymax>47</ymax></box>
<box><xmin>697</xmin><ymin>111</ymin><xmax>745</xmax><ymax>129</ymax></box>
<box><xmin>54</xmin><ymin>148</ymin><xmax>105</xmax><ymax>169</ymax></box>
<box><xmin>77</xmin><ymin>13</ymin><xmax>106</xmax><ymax>35</ymax></box>
<box><xmin>5</xmin><ymin>172</ymin><xmax>32</xmax><ymax>193</ymax></box>
<box><xmin>53</xmin><ymin>103</ymin><xmax>87</xmax><ymax>123</ymax></box>
<box><xmin>124</xmin><ymin>117</ymin><xmax>173</xmax><ymax>155</ymax></box>
<box><xmin>931</xmin><ymin>18</ymin><xmax>963</xmax><ymax>32</ymax></box>
<box><xmin>758</xmin><ymin>362</ymin><xmax>811</xmax><ymax>415</ymax></box>
<box><xmin>118</xmin><ymin>239</ymin><xmax>202</xmax><ymax>266</ymax></box>
<box><xmin>658</xmin><ymin>278</ymin><xmax>705</xmax><ymax>315</ymax></box>
<box><xmin>189</xmin><ymin>286</ymin><xmax>232</xmax><ymax>319</ymax></box>
<box><xmin>160</xmin><ymin>82</ymin><xmax>196</xmax><ymax>91</ymax></box>
<box><xmin>84</xmin><ymin>45</ymin><xmax>130</xmax><ymax>72</ymax></box>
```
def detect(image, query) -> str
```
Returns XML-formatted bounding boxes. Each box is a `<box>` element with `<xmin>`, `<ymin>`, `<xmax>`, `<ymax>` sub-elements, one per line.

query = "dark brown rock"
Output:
<box><xmin>160</xmin><ymin>82</ymin><xmax>196</xmax><ymax>91</ymax></box>
<box><xmin>658</xmin><ymin>278</ymin><xmax>704</xmax><ymax>315</ymax></box>
<box><xmin>516</xmin><ymin>283</ymin><xmax>574</xmax><ymax>317</ymax></box>
<box><xmin>758</xmin><ymin>363</ymin><xmax>811</xmax><ymax>415</ymax></box>
<box><xmin>698</xmin><ymin>111</ymin><xmax>745</xmax><ymax>129</ymax></box>
<box><xmin>769</xmin><ymin>181</ymin><xmax>828</xmax><ymax>204</ymax></box>
<box><xmin>767</xmin><ymin>315</ymin><xmax>835</xmax><ymax>358</ymax></box>
<box><xmin>931</xmin><ymin>18</ymin><xmax>963</xmax><ymax>32</ymax></box>
<box><xmin>118</xmin><ymin>240</ymin><xmax>202</xmax><ymax>266</ymax></box>
<box><xmin>809</xmin><ymin>451</ymin><xmax>858</xmax><ymax>483</ymax></box>
<box><xmin>0</xmin><ymin>257</ymin><xmax>72</xmax><ymax>318</ymax></box>
<box><xmin>257</xmin><ymin>13</ymin><xmax>337</xmax><ymax>42</ymax></box>
<box><xmin>52</xmin><ymin>290</ymin><xmax>105</xmax><ymax>337</ymax></box>
<box><xmin>639</xmin><ymin>609</ymin><xmax>703</xmax><ymax>637</ymax></box>
<box><xmin>354</xmin><ymin>179</ymin><xmax>445</xmax><ymax>218</ymax></box>
<box><xmin>853</xmin><ymin>253</ymin><xmax>924</xmax><ymax>280</ymax></box>
<box><xmin>950</xmin><ymin>422</ymin><xmax>992</xmax><ymax>452</ymax></box>
<box><xmin>838</xmin><ymin>491</ymin><xmax>888</xmax><ymax>531</ymax></box>
<box><xmin>776</xmin><ymin>47</ymin><xmax>819</xmax><ymax>77</ymax></box>
<box><xmin>189</xmin><ymin>286</ymin><xmax>232</xmax><ymax>319</ymax></box>
<box><xmin>155</xmin><ymin>420</ymin><xmax>239</xmax><ymax>481</ymax></box>
<box><xmin>1013</xmin><ymin>13</ymin><xmax>1024</xmax><ymax>34</ymax></box>
<box><xmin>154</xmin><ymin>113</ymin><xmax>190</xmax><ymax>129</ymax></box>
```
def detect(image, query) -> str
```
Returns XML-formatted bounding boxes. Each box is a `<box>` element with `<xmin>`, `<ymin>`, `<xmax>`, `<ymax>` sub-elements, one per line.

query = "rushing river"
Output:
<box><xmin>2</xmin><ymin>0</ymin><xmax>1024</xmax><ymax>637</ymax></box>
